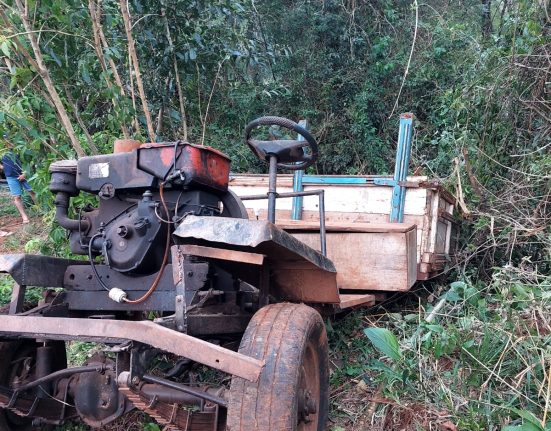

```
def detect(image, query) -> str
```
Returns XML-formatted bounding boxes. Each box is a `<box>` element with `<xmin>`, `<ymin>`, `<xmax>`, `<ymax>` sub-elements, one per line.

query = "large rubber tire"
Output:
<box><xmin>227</xmin><ymin>303</ymin><xmax>329</xmax><ymax>431</ymax></box>
<box><xmin>0</xmin><ymin>340</ymin><xmax>66</xmax><ymax>431</ymax></box>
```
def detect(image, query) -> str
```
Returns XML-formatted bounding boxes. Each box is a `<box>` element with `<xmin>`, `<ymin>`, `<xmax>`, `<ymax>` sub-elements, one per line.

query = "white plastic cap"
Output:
<box><xmin>108</xmin><ymin>287</ymin><xmax>128</xmax><ymax>303</ymax></box>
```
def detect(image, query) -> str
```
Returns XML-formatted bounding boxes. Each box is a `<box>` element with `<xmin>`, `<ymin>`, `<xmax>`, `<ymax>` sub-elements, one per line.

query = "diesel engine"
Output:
<box><xmin>48</xmin><ymin>141</ymin><xmax>244</xmax><ymax>276</ymax></box>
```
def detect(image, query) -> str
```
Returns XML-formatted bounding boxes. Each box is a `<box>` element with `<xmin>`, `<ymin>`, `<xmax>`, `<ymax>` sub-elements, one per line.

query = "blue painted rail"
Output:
<box><xmin>290</xmin><ymin>113</ymin><xmax>415</xmax><ymax>222</ymax></box>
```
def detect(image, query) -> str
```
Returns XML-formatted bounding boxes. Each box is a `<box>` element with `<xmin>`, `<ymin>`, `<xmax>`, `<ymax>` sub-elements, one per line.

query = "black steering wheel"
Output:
<box><xmin>244</xmin><ymin>116</ymin><xmax>319</xmax><ymax>170</ymax></box>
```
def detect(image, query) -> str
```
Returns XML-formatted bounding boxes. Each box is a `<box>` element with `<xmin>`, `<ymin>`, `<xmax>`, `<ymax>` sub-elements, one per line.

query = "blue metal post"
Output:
<box><xmin>390</xmin><ymin>113</ymin><xmax>414</xmax><ymax>223</ymax></box>
<box><xmin>291</xmin><ymin>120</ymin><xmax>307</xmax><ymax>220</ymax></box>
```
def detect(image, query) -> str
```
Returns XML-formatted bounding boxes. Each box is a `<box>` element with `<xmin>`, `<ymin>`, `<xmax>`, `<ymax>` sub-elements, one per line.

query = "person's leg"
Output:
<box><xmin>13</xmin><ymin>196</ymin><xmax>30</xmax><ymax>223</ymax></box>
<box><xmin>6</xmin><ymin>176</ymin><xmax>30</xmax><ymax>223</ymax></box>
<box><xmin>21</xmin><ymin>180</ymin><xmax>36</xmax><ymax>204</ymax></box>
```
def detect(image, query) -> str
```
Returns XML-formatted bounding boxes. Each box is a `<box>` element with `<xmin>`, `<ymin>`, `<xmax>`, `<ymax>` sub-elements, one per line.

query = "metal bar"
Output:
<box><xmin>17</xmin><ymin>365</ymin><xmax>112</xmax><ymax>392</ymax></box>
<box><xmin>240</xmin><ymin>189</ymin><xmax>326</xmax><ymax>200</ymax></box>
<box><xmin>0</xmin><ymin>315</ymin><xmax>264</xmax><ymax>382</ymax></box>
<box><xmin>302</xmin><ymin>176</ymin><xmax>372</xmax><ymax>185</ymax></box>
<box><xmin>292</xmin><ymin>170</ymin><xmax>304</xmax><ymax>219</ymax></box>
<box><xmin>390</xmin><ymin>113</ymin><xmax>414</xmax><ymax>223</ymax></box>
<box><xmin>141</xmin><ymin>374</ymin><xmax>227</xmax><ymax>407</ymax></box>
<box><xmin>239</xmin><ymin>189</ymin><xmax>328</xmax><ymax>256</ymax></box>
<box><xmin>267</xmin><ymin>156</ymin><xmax>278</xmax><ymax>223</ymax></box>
<box><xmin>291</xmin><ymin>119</ymin><xmax>307</xmax><ymax>220</ymax></box>
<box><xmin>318</xmin><ymin>190</ymin><xmax>327</xmax><ymax>256</ymax></box>
<box><xmin>398</xmin><ymin>116</ymin><xmax>414</xmax><ymax>222</ymax></box>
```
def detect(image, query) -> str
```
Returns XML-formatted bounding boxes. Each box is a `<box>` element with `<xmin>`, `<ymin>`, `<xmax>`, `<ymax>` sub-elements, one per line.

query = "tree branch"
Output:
<box><xmin>88</xmin><ymin>0</ymin><xmax>130</xmax><ymax>139</ymax></box>
<box><xmin>120</xmin><ymin>0</ymin><xmax>155</xmax><ymax>142</ymax></box>
<box><xmin>163</xmin><ymin>9</ymin><xmax>188</xmax><ymax>141</ymax></box>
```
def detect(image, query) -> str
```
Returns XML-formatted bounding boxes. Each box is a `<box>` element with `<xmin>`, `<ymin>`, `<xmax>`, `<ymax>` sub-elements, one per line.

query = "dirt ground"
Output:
<box><xmin>0</xmin><ymin>214</ymin><xmax>25</xmax><ymax>250</ymax></box>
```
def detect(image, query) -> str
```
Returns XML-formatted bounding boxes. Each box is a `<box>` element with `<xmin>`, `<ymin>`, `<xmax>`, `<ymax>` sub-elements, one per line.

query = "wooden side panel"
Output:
<box><xmin>288</xmin><ymin>229</ymin><xmax>417</xmax><ymax>292</ymax></box>
<box><xmin>231</xmin><ymin>184</ymin><xmax>429</xmax><ymax>216</ymax></box>
<box><xmin>406</xmin><ymin>228</ymin><xmax>418</xmax><ymax>288</ymax></box>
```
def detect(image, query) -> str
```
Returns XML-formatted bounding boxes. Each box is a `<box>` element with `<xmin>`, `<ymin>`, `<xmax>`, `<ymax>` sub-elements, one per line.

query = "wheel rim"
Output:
<box><xmin>297</xmin><ymin>341</ymin><xmax>321</xmax><ymax>430</ymax></box>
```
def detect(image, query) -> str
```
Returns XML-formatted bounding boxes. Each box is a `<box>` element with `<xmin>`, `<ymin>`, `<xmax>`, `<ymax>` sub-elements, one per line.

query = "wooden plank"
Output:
<box><xmin>419</xmin><ymin>262</ymin><xmax>432</xmax><ymax>273</ymax></box>
<box><xmin>290</xmin><ymin>231</ymin><xmax>416</xmax><ymax>291</ymax></box>
<box><xmin>277</xmin><ymin>220</ymin><xmax>416</xmax><ymax>234</ymax></box>
<box><xmin>338</xmin><ymin>293</ymin><xmax>376</xmax><ymax>309</ymax></box>
<box><xmin>179</xmin><ymin>244</ymin><xmax>265</xmax><ymax>265</ymax></box>
<box><xmin>435</xmin><ymin>220</ymin><xmax>448</xmax><ymax>254</ymax></box>
<box><xmin>438</xmin><ymin>208</ymin><xmax>456</xmax><ymax>224</ymax></box>
<box><xmin>231</xmin><ymin>183</ymin><xmax>429</xmax><ymax>216</ymax></box>
<box><xmin>230</xmin><ymin>174</ymin><xmax>457</xmax><ymax>284</ymax></box>
<box><xmin>417</xmin><ymin>270</ymin><xmax>430</xmax><ymax>280</ymax></box>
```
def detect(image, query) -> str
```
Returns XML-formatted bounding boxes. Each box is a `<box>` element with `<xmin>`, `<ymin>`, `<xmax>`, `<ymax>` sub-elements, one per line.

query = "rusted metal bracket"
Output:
<box><xmin>0</xmin><ymin>315</ymin><xmax>264</xmax><ymax>382</ymax></box>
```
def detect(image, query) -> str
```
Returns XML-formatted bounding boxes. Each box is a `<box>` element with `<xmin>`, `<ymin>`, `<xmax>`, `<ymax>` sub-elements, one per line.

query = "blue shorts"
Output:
<box><xmin>6</xmin><ymin>176</ymin><xmax>33</xmax><ymax>197</ymax></box>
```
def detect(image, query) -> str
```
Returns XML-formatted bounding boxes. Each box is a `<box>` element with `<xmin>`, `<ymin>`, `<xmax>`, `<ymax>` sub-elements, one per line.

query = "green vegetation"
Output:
<box><xmin>0</xmin><ymin>0</ymin><xmax>549</xmax><ymax>429</ymax></box>
<box><xmin>328</xmin><ymin>271</ymin><xmax>551</xmax><ymax>430</ymax></box>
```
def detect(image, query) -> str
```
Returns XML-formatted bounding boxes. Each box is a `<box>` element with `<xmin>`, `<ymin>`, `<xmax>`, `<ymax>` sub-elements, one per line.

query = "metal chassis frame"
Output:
<box><xmin>0</xmin><ymin>315</ymin><xmax>264</xmax><ymax>382</ymax></box>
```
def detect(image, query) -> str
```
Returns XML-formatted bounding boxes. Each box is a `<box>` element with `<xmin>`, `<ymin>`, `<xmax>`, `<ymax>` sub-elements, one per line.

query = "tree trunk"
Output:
<box><xmin>163</xmin><ymin>9</ymin><xmax>188</xmax><ymax>141</ymax></box>
<box><xmin>88</xmin><ymin>0</ymin><xmax>130</xmax><ymax>139</ymax></box>
<box><xmin>11</xmin><ymin>0</ymin><xmax>87</xmax><ymax>158</ymax></box>
<box><xmin>482</xmin><ymin>0</ymin><xmax>493</xmax><ymax>38</ymax></box>
<box><xmin>120</xmin><ymin>0</ymin><xmax>156</xmax><ymax>143</ymax></box>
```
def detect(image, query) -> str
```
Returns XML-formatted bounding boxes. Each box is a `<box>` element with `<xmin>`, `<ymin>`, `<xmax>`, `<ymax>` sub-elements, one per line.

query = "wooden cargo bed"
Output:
<box><xmin>230</xmin><ymin>174</ymin><xmax>457</xmax><ymax>304</ymax></box>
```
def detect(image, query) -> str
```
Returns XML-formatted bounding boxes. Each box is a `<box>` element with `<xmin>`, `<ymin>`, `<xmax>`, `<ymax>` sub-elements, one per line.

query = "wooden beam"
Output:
<box><xmin>177</xmin><ymin>244</ymin><xmax>265</xmax><ymax>266</ymax></box>
<box><xmin>338</xmin><ymin>293</ymin><xmax>376</xmax><ymax>310</ymax></box>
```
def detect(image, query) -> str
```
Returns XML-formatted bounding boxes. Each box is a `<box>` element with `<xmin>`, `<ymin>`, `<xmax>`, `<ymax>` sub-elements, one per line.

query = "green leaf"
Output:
<box><xmin>502</xmin><ymin>425</ymin><xmax>541</xmax><ymax>431</ymax></box>
<box><xmin>503</xmin><ymin>408</ymin><xmax>545</xmax><ymax>431</ymax></box>
<box><xmin>81</xmin><ymin>63</ymin><xmax>91</xmax><ymax>85</ymax></box>
<box><xmin>363</xmin><ymin>327</ymin><xmax>402</xmax><ymax>361</ymax></box>
<box><xmin>0</xmin><ymin>41</ymin><xmax>11</xmax><ymax>59</ymax></box>
<box><xmin>143</xmin><ymin>424</ymin><xmax>161</xmax><ymax>431</ymax></box>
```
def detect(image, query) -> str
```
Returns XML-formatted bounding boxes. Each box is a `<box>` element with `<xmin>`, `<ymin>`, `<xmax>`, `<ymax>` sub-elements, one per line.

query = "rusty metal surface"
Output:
<box><xmin>138</xmin><ymin>143</ymin><xmax>230</xmax><ymax>192</ymax></box>
<box><xmin>119</xmin><ymin>381</ymin><xmax>219</xmax><ymax>431</ymax></box>
<box><xmin>0</xmin><ymin>385</ymin><xmax>78</xmax><ymax>423</ymax></box>
<box><xmin>0</xmin><ymin>254</ymin><xmax>86</xmax><ymax>287</ymax></box>
<box><xmin>174</xmin><ymin>216</ymin><xmax>340</xmax><ymax>303</ymax></box>
<box><xmin>0</xmin><ymin>316</ymin><xmax>264</xmax><ymax>382</ymax></box>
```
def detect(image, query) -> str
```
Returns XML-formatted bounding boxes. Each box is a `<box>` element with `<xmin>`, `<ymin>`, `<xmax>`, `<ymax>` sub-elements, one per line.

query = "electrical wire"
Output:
<box><xmin>88</xmin><ymin>233</ymin><xmax>111</xmax><ymax>292</ymax></box>
<box><xmin>122</xmin><ymin>181</ymin><xmax>171</xmax><ymax>304</ymax></box>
